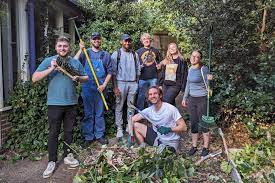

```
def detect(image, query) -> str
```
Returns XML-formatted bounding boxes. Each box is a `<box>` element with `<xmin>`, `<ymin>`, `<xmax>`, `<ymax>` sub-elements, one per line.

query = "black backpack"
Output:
<box><xmin>116</xmin><ymin>49</ymin><xmax>138</xmax><ymax>72</ymax></box>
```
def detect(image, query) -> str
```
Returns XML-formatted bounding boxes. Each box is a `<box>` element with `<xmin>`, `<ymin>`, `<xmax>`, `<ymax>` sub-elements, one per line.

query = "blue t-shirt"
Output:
<box><xmin>183</xmin><ymin>66</ymin><xmax>209</xmax><ymax>100</ymax></box>
<box><xmin>36</xmin><ymin>55</ymin><xmax>85</xmax><ymax>105</ymax></box>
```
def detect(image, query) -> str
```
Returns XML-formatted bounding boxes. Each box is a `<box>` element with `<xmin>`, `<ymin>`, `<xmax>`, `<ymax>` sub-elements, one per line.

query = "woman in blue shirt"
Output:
<box><xmin>182</xmin><ymin>50</ymin><xmax>212</xmax><ymax>157</ymax></box>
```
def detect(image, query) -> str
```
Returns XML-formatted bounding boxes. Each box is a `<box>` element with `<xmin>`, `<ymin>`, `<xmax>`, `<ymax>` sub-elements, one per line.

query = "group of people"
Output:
<box><xmin>32</xmin><ymin>33</ymin><xmax>212</xmax><ymax>178</ymax></box>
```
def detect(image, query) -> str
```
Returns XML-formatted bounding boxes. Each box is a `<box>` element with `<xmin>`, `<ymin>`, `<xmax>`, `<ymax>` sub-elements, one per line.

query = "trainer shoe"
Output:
<box><xmin>125</xmin><ymin>124</ymin><xmax>129</xmax><ymax>133</ymax></box>
<box><xmin>97</xmin><ymin>137</ymin><xmax>108</xmax><ymax>145</ymax></box>
<box><xmin>64</xmin><ymin>153</ymin><xmax>79</xmax><ymax>168</ymax></box>
<box><xmin>81</xmin><ymin>140</ymin><xmax>93</xmax><ymax>148</ymax></box>
<box><xmin>43</xmin><ymin>161</ymin><xmax>56</xmax><ymax>178</ymax></box>
<box><xmin>116</xmin><ymin>128</ymin><xmax>123</xmax><ymax>138</ymax></box>
<box><xmin>201</xmin><ymin>148</ymin><xmax>209</xmax><ymax>157</ymax></box>
<box><xmin>188</xmin><ymin>146</ymin><xmax>197</xmax><ymax>156</ymax></box>
<box><xmin>139</xmin><ymin>142</ymin><xmax>147</xmax><ymax>148</ymax></box>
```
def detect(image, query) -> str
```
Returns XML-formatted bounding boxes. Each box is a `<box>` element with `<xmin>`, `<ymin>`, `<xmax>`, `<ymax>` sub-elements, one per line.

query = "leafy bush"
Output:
<box><xmin>233</xmin><ymin>135</ymin><xmax>275</xmax><ymax>182</ymax></box>
<box><xmin>5</xmin><ymin>80</ymin><xmax>116</xmax><ymax>154</ymax></box>
<box><xmin>77</xmin><ymin>0</ymin><xmax>192</xmax><ymax>53</ymax></box>
<box><xmin>162</xmin><ymin>0</ymin><xmax>274</xmax><ymax>132</ymax></box>
<box><xmin>74</xmin><ymin>148</ymin><xmax>195</xmax><ymax>182</ymax></box>
<box><xmin>5</xmin><ymin>81</ymin><xmax>48</xmax><ymax>153</ymax></box>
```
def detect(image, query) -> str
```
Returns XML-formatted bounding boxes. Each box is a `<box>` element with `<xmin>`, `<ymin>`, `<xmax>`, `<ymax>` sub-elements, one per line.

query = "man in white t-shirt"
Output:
<box><xmin>132</xmin><ymin>86</ymin><xmax>187</xmax><ymax>152</ymax></box>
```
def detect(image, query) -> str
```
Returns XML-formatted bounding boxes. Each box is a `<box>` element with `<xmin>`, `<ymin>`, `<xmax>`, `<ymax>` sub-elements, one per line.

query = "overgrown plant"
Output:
<box><xmin>232</xmin><ymin>135</ymin><xmax>274</xmax><ymax>182</ymax></box>
<box><xmin>74</xmin><ymin>148</ymin><xmax>195</xmax><ymax>182</ymax></box>
<box><xmin>5</xmin><ymin>80</ymin><xmax>116</xmax><ymax>154</ymax></box>
<box><xmin>5</xmin><ymin>80</ymin><xmax>48</xmax><ymax>153</ymax></box>
<box><xmin>77</xmin><ymin>0</ymin><xmax>192</xmax><ymax>53</ymax></box>
<box><xmin>163</xmin><ymin>0</ymin><xmax>274</xmax><ymax>131</ymax></box>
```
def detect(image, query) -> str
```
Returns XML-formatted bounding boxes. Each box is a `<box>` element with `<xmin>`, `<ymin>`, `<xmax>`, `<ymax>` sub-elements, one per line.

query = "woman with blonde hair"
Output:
<box><xmin>158</xmin><ymin>43</ymin><xmax>188</xmax><ymax>105</ymax></box>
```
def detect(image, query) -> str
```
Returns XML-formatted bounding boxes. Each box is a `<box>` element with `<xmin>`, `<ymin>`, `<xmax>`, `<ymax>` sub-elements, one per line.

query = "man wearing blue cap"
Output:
<box><xmin>75</xmin><ymin>32</ymin><xmax>112</xmax><ymax>146</ymax></box>
<box><xmin>111</xmin><ymin>34</ymin><xmax>141</xmax><ymax>138</ymax></box>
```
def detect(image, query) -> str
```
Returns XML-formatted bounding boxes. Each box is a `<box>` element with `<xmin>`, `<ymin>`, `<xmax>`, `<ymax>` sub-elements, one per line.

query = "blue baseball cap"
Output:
<box><xmin>120</xmin><ymin>34</ymin><xmax>132</xmax><ymax>41</ymax></box>
<box><xmin>91</xmin><ymin>32</ymin><xmax>101</xmax><ymax>39</ymax></box>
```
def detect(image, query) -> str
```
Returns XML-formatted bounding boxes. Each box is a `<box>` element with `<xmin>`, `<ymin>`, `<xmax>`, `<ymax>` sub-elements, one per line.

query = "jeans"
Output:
<box><xmin>137</xmin><ymin>78</ymin><xmax>157</xmax><ymax>110</ymax></box>
<box><xmin>48</xmin><ymin>105</ymin><xmax>76</xmax><ymax>162</ymax></box>
<box><xmin>81</xmin><ymin>89</ymin><xmax>105</xmax><ymax>141</ymax></box>
<box><xmin>163</xmin><ymin>85</ymin><xmax>181</xmax><ymax>105</ymax></box>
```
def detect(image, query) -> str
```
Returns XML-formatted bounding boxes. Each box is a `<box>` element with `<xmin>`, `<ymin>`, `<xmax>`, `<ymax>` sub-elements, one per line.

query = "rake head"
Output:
<box><xmin>56</xmin><ymin>56</ymin><xmax>82</xmax><ymax>76</ymax></box>
<box><xmin>199</xmin><ymin>115</ymin><xmax>217</xmax><ymax>130</ymax></box>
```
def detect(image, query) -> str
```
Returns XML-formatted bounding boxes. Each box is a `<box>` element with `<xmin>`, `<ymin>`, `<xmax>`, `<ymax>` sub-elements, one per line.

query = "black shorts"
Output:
<box><xmin>145</xmin><ymin>126</ymin><xmax>177</xmax><ymax>153</ymax></box>
<box><xmin>145</xmin><ymin>126</ymin><xmax>158</xmax><ymax>146</ymax></box>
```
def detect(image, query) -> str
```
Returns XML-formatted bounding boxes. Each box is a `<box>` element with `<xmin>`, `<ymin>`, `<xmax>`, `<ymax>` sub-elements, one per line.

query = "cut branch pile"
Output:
<box><xmin>74</xmin><ymin>145</ymin><xmax>195</xmax><ymax>182</ymax></box>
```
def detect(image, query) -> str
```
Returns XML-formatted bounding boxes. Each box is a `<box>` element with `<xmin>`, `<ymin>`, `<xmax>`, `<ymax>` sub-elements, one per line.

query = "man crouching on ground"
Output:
<box><xmin>132</xmin><ymin>86</ymin><xmax>187</xmax><ymax>153</ymax></box>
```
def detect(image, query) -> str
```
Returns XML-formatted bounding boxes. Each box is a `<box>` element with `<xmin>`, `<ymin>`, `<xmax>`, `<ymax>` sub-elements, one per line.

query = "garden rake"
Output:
<box><xmin>129</xmin><ymin>102</ymin><xmax>158</xmax><ymax>124</ymax></box>
<box><xmin>69</xmin><ymin>17</ymin><xmax>109</xmax><ymax>110</ymax></box>
<box><xmin>199</xmin><ymin>25</ymin><xmax>217</xmax><ymax>131</ymax></box>
<box><xmin>55</xmin><ymin>56</ymin><xmax>81</xmax><ymax>81</ymax></box>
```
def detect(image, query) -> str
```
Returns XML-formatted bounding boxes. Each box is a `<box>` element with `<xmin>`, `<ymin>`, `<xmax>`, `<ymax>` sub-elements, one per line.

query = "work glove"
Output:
<box><xmin>157</xmin><ymin>126</ymin><xmax>172</xmax><ymax>135</ymax></box>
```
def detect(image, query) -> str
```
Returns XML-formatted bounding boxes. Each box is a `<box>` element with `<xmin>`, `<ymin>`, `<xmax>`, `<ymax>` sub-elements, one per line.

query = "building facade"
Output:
<box><xmin>0</xmin><ymin>0</ymin><xmax>83</xmax><ymax>148</ymax></box>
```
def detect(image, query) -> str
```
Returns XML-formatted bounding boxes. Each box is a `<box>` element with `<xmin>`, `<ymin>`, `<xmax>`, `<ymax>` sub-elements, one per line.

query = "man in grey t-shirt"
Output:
<box><xmin>132</xmin><ymin>86</ymin><xmax>187</xmax><ymax>152</ymax></box>
<box><xmin>111</xmin><ymin>34</ymin><xmax>141</xmax><ymax>138</ymax></box>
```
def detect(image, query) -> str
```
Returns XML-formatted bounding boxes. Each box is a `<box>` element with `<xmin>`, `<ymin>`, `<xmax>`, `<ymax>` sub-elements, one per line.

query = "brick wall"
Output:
<box><xmin>0</xmin><ymin>107</ymin><xmax>12</xmax><ymax>148</ymax></box>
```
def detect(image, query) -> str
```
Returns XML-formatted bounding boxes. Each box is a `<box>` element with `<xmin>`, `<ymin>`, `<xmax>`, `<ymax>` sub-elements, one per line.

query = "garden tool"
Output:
<box><xmin>199</xmin><ymin>25</ymin><xmax>217</xmax><ymax>130</ymax></box>
<box><xmin>129</xmin><ymin>102</ymin><xmax>158</xmax><ymax>124</ymax></box>
<box><xmin>56</xmin><ymin>56</ymin><xmax>83</xmax><ymax>77</ymax></box>
<box><xmin>195</xmin><ymin>149</ymin><xmax>222</xmax><ymax>165</ymax></box>
<box><xmin>218</xmin><ymin>128</ymin><xmax>243</xmax><ymax>183</ymax></box>
<box><xmin>69</xmin><ymin>17</ymin><xmax>109</xmax><ymax>110</ymax></box>
<box><xmin>127</xmin><ymin>111</ymin><xmax>135</xmax><ymax>146</ymax></box>
<box><xmin>55</xmin><ymin>56</ymin><xmax>75</xmax><ymax>80</ymax></box>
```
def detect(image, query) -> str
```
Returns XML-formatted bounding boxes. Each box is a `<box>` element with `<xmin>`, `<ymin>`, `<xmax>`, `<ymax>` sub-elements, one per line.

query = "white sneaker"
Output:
<box><xmin>43</xmin><ymin>161</ymin><xmax>56</xmax><ymax>178</ymax></box>
<box><xmin>116</xmin><ymin>128</ymin><xmax>124</xmax><ymax>138</ymax></box>
<box><xmin>139</xmin><ymin>142</ymin><xmax>147</xmax><ymax>148</ymax></box>
<box><xmin>64</xmin><ymin>153</ymin><xmax>79</xmax><ymax>168</ymax></box>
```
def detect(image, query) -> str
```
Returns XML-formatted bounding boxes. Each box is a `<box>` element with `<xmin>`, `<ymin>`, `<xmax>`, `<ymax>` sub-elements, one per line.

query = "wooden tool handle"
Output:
<box><xmin>57</xmin><ymin>66</ymin><xmax>75</xmax><ymax>80</ymax></box>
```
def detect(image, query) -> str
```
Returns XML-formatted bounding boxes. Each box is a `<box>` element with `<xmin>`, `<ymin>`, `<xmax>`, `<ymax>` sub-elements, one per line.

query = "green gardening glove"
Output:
<box><xmin>157</xmin><ymin>126</ymin><xmax>172</xmax><ymax>135</ymax></box>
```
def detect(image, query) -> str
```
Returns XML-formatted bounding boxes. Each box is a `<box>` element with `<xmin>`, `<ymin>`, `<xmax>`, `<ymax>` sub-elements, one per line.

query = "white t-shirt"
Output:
<box><xmin>141</xmin><ymin>102</ymin><xmax>182</xmax><ymax>147</ymax></box>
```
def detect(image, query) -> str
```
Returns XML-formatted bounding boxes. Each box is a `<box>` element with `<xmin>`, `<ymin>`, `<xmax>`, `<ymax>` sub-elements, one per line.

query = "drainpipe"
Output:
<box><xmin>26</xmin><ymin>0</ymin><xmax>36</xmax><ymax>75</ymax></box>
<box><xmin>0</xmin><ymin>28</ymin><xmax>3</xmax><ymax>109</ymax></box>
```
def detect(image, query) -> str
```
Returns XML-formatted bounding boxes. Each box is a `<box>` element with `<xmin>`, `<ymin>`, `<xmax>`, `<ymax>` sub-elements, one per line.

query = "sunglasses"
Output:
<box><xmin>57</xmin><ymin>36</ymin><xmax>70</xmax><ymax>42</ymax></box>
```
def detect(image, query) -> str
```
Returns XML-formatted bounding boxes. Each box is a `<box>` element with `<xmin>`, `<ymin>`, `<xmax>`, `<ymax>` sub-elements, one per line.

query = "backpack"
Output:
<box><xmin>116</xmin><ymin>49</ymin><xmax>138</xmax><ymax>72</ymax></box>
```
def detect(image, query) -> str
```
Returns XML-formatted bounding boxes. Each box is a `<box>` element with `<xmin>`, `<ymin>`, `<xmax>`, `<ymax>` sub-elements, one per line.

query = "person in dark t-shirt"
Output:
<box><xmin>136</xmin><ymin>33</ymin><xmax>162</xmax><ymax>110</ymax></box>
<box><xmin>159</xmin><ymin>43</ymin><xmax>188</xmax><ymax>105</ymax></box>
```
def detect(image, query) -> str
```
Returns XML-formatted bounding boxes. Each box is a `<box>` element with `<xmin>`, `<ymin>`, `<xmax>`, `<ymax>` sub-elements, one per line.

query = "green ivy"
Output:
<box><xmin>5</xmin><ymin>80</ymin><xmax>48</xmax><ymax>153</ymax></box>
<box><xmin>74</xmin><ymin>148</ymin><xmax>195</xmax><ymax>182</ymax></box>
<box><xmin>232</xmin><ymin>135</ymin><xmax>275</xmax><ymax>182</ymax></box>
<box><xmin>4</xmin><ymin>80</ymin><xmax>116</xmax><ymax>154</ymax></box>
<box><xmin>162</xmin><ymin>0</ymin><xmax>274</xmax><ymax>131</ymax></box>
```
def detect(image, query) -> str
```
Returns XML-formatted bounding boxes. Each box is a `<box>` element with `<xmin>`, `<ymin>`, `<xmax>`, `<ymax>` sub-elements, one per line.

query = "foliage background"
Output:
<box><xmin>5</xmin><ymin>0</ymin><xmax>274</xmax><ymax>155</ymax></box>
